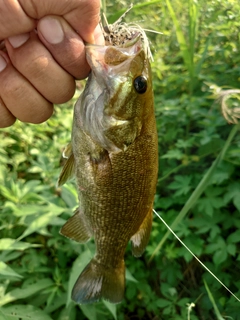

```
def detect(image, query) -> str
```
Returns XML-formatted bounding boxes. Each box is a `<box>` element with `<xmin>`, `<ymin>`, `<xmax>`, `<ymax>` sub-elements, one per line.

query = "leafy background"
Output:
<box><xmin>1</xmin><ymin>0</ymin><xmax>240</xmax><ymax>319</ymax></box>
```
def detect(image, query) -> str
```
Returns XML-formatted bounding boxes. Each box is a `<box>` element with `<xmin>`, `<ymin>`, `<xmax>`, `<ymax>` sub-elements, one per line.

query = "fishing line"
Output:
<box><xmin>143</xmin><ymin>29</ymin><xmax>163</xmax><ymax>35</ymax></box>
<box><xmin>153</xmin><ymin>208</ymin><xmax>240</xmax><ymax>303</ymax></box>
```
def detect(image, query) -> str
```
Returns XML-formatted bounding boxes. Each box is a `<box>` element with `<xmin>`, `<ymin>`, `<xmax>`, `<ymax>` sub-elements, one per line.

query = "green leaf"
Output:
<box><xmin>197</xmin><ymin>187</ymin><xmax>225</xmax><ymax>216</ymax></box>
<box><xmin>103</xmin><ymin>300</ymin><xmax>117</xmax><ymax>320</ymax></box>
<box><xmin>126</xmin><ymin>268</ymin><xmax>138</xmax><ymax>283</ymax></box>
<box><xmin>0</xmin><ymin>305</ymin><xmax>53</xmax><ymax>320</ymax></box>
<box><xmin>227</xmin><ymin>230</ymin><xmax>240</xmax><ymax>243</ymax></box>
<box><xmin>227</xmin><ymin>243</ymin><xmax>236</xmax><ymax>256</ymax></box>
<box><xmin>224</xmin><ymin>182</ymin><xmax>240</xmax><ymax>211</ymax></box>
<box><xmin>80</xmin><ymin>305</ymin><xmax>97</xmax><ymax>320</ymax></box>
<box><xmin>210</xmin><ymin>161</ymin><xmax>234</xmax><ymax>185</ymax></box>
<box><xmin>168</xmin><ymin>175</ymin><xmax>192</xmax><ymax>196</ymax></box>
<box><xmin>180</xmin><ymin>237</ymin><xmax>204</xmax><ymax>262</ymax></box>
<box><xmin>67</xmin><ymin>250</ymin><xmax>92</xmax><ymax>306</ymax></box>
<box><xmin>44</xmin><ymin>292</ymin><xmax>67</xmax><ymax>314</ymax></box>
<box><xmin>205</xmin><ymin>236</ymin><xmax>226</xmax><ymax>256</ymax></box>
<box><xmin>0</xmin><ymin>279</ymin><xmax>53</xmax><ymax>306</ymax></box>
<box><xmin>156</xmin><ymin>298</ymin><xmax>172</xmax><ymax>308</ymax></box>
<box><xmin>213</xmin><ymin>249</ymin><xmax>228</xmax><ymax>265</ymax></box>
<box><xmin>0</xmin><ymin>185</ymin><xmax>18</xmax><ymax>203</ymax></box>
<box><xmin>198</xmin><ymin>138</ymin><xmax>224</xmax><ymax>157</ymax></box>
<box><xmin>0</xmin><ymin>238</ymin><xmax>41</xmax><ymax>251</ymax></box>
<box><xmin>0</xmin><ymin>262</ymin><xmax>22</xmax><ymax>279</ymax></box>
<box><xmin>224</xmin><ymin>182</ymin><xmax>240</xmax><ymax>201</ymax></box>
<box><xmin>197</xmin><ymin>198</ymin><xmax>214</xmax><ymax>216</ymax></box>
<box><xmin>8</xmin><ymin>204</ymin><xmax>43</xmax><ymax>217</ymax></box>
<box><xmin>57</xmin><ymin>302</ymin><xmax>76</xmax><ymax>320</ymax></box>
<box><xmin>18</xmin><ymin>204</ymin><xmax>65</xmax><ymax>240</ymax></box>
<box><xmin>161</xmin><ymin>149</ymin><xmax>183</xmax><ymax>160</ymax></box>
<box><xmin>0</xmin><ymin>308</ymin><xmax>8</xmax><ymax>320</ymax></box>
<box><xmin>233</xmin><ymin>196</ymin><xmax>240</xmax><ymax>211</ymax></box>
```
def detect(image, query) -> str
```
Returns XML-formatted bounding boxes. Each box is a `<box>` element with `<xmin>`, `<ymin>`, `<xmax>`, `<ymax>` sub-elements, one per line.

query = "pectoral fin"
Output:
<box><xmin>58</xmin><ymin>153</ymin><xmax>75</xmax><ymax>186</ymax></box>
<box><xmin>60</xmin><ymin>208</ymin><xmax>92</xmax><ymax>243</ymax></box>
<box><xmin>62</xmin><ymin>142</ymin><xmax>73</xmax><ymax>159</ymax></box>
<box><xmin>131</xmin><ymin>208</ymin><xmax>152</xmax><ymax>257</ymax></box>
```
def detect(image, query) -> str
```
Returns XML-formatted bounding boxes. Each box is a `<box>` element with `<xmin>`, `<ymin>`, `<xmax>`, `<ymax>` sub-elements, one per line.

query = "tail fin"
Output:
<box><xmin>72</xmin><ymin>258</ymin><xmax>125</xmax><ymax>304</ymax></box>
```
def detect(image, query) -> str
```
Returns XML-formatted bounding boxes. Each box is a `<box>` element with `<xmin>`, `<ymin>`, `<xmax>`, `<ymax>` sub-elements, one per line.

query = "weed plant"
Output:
<box><xmin>1</xmin><ymin>0</ymin><xmax>240</xmax><ymax>319</ymax></box>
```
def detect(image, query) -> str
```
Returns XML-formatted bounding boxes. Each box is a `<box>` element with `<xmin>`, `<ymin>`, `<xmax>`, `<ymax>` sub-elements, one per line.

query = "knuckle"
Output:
<box><xmin>0</xmin><ymin>97</ymin><xmax>16</xmax><ymax>128</ymax></box>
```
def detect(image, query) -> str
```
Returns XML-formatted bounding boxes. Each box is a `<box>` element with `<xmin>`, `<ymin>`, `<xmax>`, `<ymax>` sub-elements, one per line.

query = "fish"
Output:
<box><xmin>58</xmin><ymin>14</ymin><xmax>158</xmax><ymax>304</ymax></box>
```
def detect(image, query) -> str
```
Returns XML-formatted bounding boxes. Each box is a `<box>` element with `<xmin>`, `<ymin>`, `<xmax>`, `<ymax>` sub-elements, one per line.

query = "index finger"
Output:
<box><xmin>0</xmin><ymin>0</ymin><xmax>100</xmax><ymax>43</ymax></box>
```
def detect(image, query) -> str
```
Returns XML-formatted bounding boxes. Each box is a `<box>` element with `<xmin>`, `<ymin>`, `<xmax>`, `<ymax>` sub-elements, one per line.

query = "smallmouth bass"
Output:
<box><xmin>58</xmin><ymin>18</ymin><xmax>158</xmax><ymax>304</ymax></box>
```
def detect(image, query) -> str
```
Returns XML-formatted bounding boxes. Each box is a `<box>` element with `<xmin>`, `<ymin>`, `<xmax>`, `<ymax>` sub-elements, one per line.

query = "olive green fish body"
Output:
<box><xmin>58</xmin><ymin>26</ymin><xmax>158</xmax><ymax>304</ymax></box>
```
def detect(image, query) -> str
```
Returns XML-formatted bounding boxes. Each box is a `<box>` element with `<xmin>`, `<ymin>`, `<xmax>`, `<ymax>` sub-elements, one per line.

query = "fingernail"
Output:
<box><xmin>39</xmin><ymin>17</ymin><xmax>64</xmax><ymax>44</ymax></box>
<box><xmin>94</xmin><ymin>24</ymin><xmax>105</xmax><ymax>45</ymax></box>
<box><xmin>0</xmin><ymin>55</ymin><xmax>7</xmax><ymax>72</ymax></box>
<box><xmin>8</xmin><ymin>33</ymin><xmax>30</xmax><ymax>48</ymax></box>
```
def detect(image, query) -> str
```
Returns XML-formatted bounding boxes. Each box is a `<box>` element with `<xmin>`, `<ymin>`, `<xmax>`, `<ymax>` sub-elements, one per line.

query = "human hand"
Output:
<box><xmin>0</xmin><ymin>0</ymin><xmax>104</xmax><ymax>128</ymax></box>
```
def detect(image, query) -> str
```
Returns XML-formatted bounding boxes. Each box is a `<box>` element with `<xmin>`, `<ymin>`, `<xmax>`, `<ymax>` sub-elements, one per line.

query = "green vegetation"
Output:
<box><xmin>1</xmin><ymin>0</ymin><xmax>240</xmax><ymax>319</ymax></box>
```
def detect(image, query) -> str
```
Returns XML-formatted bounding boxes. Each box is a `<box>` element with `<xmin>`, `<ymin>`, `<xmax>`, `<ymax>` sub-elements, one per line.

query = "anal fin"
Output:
<box><xmin>60</xmin><ymin>208</ymin><xmax>92</xmax><ymax>243</ymax></box>
<box><xmin>131</xmin><ymin>208</ymin><xmax>152</xmax><ymax>257</ymax></box>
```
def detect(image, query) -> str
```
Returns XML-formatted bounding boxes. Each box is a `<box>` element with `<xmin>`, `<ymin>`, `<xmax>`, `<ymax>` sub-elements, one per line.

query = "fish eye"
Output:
<box><xmin>133</xmin><ymin>76</ymin><xmax>147</xmax><ymax>94</ymax></box>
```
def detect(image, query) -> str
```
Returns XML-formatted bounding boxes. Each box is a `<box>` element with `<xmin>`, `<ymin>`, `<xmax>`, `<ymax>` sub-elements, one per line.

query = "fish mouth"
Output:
<box><xmin>85</xmin><ymin>36</ymin><xmax>143</xmax><ymax>78</ymax></box>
